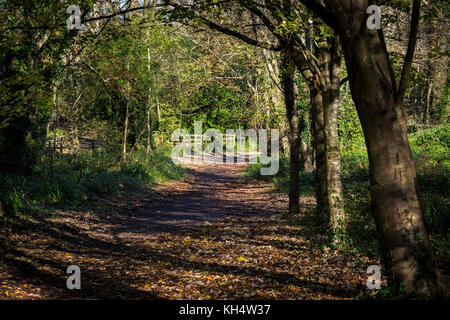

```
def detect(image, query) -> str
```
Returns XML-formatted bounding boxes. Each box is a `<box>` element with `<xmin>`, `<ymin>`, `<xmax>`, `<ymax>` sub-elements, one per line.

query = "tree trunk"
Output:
<box><xmin>122</xmin><ymin>61</ymin><xmax>130</xmax><ymax>162</ymax></box>
<box><xmin>424</xmin><ymin>81</ymin><xmax>432</xmax><ymax>124</ymax></box>
<box><xmin>300</xmin><ymin>138</ymin><xmax>314</xmax><ymax>172</ymax></box>
<box><xmin>156</xmin><ymin>96</ymin><xmax>161</xmax><ymax>127</ymax></box>
<box><xmin>310</xmin><ymin>87</ymin><xmax>328</xmax><ymax>222</ymax></box>
<box><xmin>122</xmin><ymin>8</ymin><xmax>132</xmax><ymax>162</ymax></box>
<box><xmin>122</xmin><ymin>100</ymin><xmax>129</xmax><ymax>162</ymax></box>
<box><xmin>281</xmin><ymin>50</ymin><xmax>300</xmax><ymax>215</ymax></box>
<box><xmin>340</xmin><ymin>25</ymin><xmax>445</xmax><ymax>297</ymax></box>
<box><xmin>324</xmin><ymin>40</ymin><xmax>345</xmax><ymax>242</ymax></box>
<box><xmin>0</xmin><ymin>53</ymin><xmax>33</xmax><ymax>175</ymax></box>
<box><xmin>294</xmin><ymin>34</ymin><xmax>345</xmax><ymax>240</ymax></box>
<box><xmin>146</xmin><ymin>30</ymin><xmax>152</xmax><ymax>155</ymax></box>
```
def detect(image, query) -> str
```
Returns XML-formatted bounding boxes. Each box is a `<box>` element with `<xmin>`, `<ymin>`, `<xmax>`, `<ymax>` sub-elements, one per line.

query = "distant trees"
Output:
<box><xmin>162</xmin><ymin>1</ymin><xmax>347</xmax><ymax>242</ymax></box>
<box><xmin>0</xmin><ymin>0</ymin><xmax>276</xmax><ymax>168</ymax></box>
<box><xmin>380</xmin><ymin>0</ymin><xmax>449</xmax><ymax>125</ymax></box>
<box><xmin>0</xmin><ymin>1</ymin><xmax>93</xmax><ymax>174</ymax></box>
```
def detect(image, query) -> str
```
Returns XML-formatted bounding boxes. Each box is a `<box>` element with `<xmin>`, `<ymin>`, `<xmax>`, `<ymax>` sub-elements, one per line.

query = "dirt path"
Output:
<box><xmin>127</xmin><ymin>163</ymin><xmax>284</xmax><ymax>231</ymax></box>
<box><xmin>0</xmin><ymin>163</ymin><xmax>370</xmax><ymax>299</ymax></box>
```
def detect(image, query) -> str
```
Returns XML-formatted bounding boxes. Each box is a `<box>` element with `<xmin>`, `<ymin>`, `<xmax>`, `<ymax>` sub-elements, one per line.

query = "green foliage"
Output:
<box><xmin>409</xmin><ymin>125</ymin><xmax>450</xmax><ymax>238</ymax></box>
<box><xmin>338</xmin><ymin>94</ymin><xmax>366</xmax><ymax>155</ymax></box>
<box><xmin>0</xmin><ymin>147</ymin><xmax>186</xmax><ymax>218</ymax></box>
<box><xmin>243</xmin><ymin>158</ymin><xmax>316</xmax><ymax>196</ymax></box>
<box><xmin>243</xmin><ymin>124</ymin><xmax>450</xmax><ymax>261</ymax></box>
<box><xmin>0</xmin><ymin>176</ymin><xmax>32</xmax><ymax>217</ymax></box>
<box><xmin>360</xmin><ymin>284</ymin><xmax>431</xmax><ymax>300</ymax></box>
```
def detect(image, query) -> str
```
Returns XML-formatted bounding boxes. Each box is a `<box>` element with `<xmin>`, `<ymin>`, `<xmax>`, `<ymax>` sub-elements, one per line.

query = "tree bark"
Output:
<box><xmin>310</xmin><ymin>87</ymin><xmax>328</xmax><ymax>222</ymax></box>
<box><xmin>324</xmin><ymin>38</ymin><xmax>345</xmax><ymax>242</ymax></box>
<box><xmin>122</xmin><ymin>60</ymin><xmax>130</xmax><ymax>162</ymax></box>
<box><xmin>281</xmin><ymin>50</ymin><xmax>300</xmax><ymax>215</ymax></box>
<box><xmin>303</xmin><ymin>0</ymin><xmax>446</xmax><ymax>296</ymax></box>
<box><xmin>295</xmin><ymin>35</ymin><xmax>345</xmax><ymax>237</ymax></box>
<box><xmin>345</xmin><ymin>39</ymin><xmax>445</xmax><ymax>295</ymax></box>
<box><xmin>300</xmin><ymin>137</ymin><xmax>314</xmax><ymax>172</ymax></box>
<box><xmin>146</xmin><ymin>29</ymin><xmax>152</xmax><ymax>155</ymax></box>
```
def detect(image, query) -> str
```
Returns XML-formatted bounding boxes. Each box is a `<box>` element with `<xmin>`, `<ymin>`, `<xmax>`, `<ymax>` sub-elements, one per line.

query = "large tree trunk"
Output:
<box><xmin>280</xmin><ymin>50</ymin><xmax>300</xmax><ymax>215</ymax></box>
<box><xmin>296</xmin><ymin>36</ymin><xmax>345</xmax><ymax>238</ymax></box>
<box><xmin>321</xmin><ymin>0</ymin><xmax>446</xmax><ymax>296</ymax></box>
<box><xmin>324</xmin><ymin>78</ymin><xmax>345</xmax><ymax>242</ymax></box>
<box><xmin>310</xmin><ymin>87</ymin><xmax>328</xmax><ymax>222</ymax></box>
<box><xmin>346</xmin><ymin>43</ymin><xmax>445</xmax><ymax>295</ymax></box>
<box><xmin>310</xmin><ymin>85</ymin><xmax>344</xmax><ymax>235</ymax></box>
<box><xmin>0</xmin><ymin>48</ymin><xmax>29</xmax><ymax>174</ymax></box>
<box><xmin>0</xmin><ymin>116</ymin><xmax>33</xmax><ymax>175</ymax></box>
<box><xmin>323</xmin><ymin>38</ymin><xmax>346</xmax><ymax>242</ymax></box>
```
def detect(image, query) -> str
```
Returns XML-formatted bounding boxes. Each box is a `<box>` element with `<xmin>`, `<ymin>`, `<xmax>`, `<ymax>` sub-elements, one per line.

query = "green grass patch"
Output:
<box><xmin>0</xmin><ymin>147</ymin><xmax>186</xmax><ymax>221</ymax></box>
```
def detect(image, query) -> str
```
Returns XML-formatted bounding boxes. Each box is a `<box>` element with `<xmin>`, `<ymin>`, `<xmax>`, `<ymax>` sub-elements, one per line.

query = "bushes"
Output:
<box><xmin>244</xmin><ymin>158</ymin><xmax>316</xmax><ymax>196</ymax></box>
<box><xmin>127</xmin><ymin>148</ymin><xmax>187</xmax><ymax>182</ymax></box>
<box><xmin>0</xmin><ymin>177</ymin><xmax>31</xmax><ymax>217</ymax></box>
<box><xmin>409</xmin><ymin>125</ymin><xmax>450</xmax><ymax>258</ymax></box>
<box><xmin>341</xmin><ymin>125</ymin><xmax>450</xmax><ymax>258</ymax></box>
<box><xmin>0</xmin><ymin>147</ymin><xmax>186</xmax><ymax>218</ymax></box>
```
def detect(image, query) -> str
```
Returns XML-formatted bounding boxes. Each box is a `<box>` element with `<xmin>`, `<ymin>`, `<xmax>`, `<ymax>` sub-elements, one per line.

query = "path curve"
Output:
<box><xmin>0</xmin><ymin>163</ymin><xmax>369</xmax><ymax>299</ymax></box>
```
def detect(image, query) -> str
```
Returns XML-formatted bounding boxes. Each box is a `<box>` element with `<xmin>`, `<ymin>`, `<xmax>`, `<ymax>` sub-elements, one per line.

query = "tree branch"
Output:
<box><xmin>395</xmin><ymin>0</ymin><xmax>421</xmax><ymax>105</ymax></box>
<box><xmin>297</xmin><ymin>0</ymin><xmax>338</xmax><ymax>30</ymax></box>
<box><xmin>162</xmin><ymin>0</ymin><xmax>284</xmax><ymax>50</ymax></box>
<box><xmin>194</xmin><ymin>15</ymin><xmax>284</xmax><ymax>51</ymax></box>
<box><xmin>241</xmin><ymin>1</ymin><xmax>281</xmax><ymax>40</ymax></box>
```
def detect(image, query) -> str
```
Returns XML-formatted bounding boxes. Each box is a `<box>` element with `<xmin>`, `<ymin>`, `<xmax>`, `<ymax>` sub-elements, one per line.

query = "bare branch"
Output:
<box><xmin>396</xmin><ymin>0</ymin><xmax>422</xmax><ymax>104</ymax></box>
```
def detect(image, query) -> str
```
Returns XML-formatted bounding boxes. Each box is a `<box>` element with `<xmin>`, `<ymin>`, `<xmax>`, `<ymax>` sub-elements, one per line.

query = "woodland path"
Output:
<box><xmin>0</xmin><ymin>163</ymin><xmax>370</xmax><ymax>299</ymax></box>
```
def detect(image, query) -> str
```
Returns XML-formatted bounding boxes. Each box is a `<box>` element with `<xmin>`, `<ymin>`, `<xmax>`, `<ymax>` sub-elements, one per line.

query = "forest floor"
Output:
<box><xmin>0</xmin><ymin>162</ymin><xmax>373</xmax><ymax>299</ymax></box>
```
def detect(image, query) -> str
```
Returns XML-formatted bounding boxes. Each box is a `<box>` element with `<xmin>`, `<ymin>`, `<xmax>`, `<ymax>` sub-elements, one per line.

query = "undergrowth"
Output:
<box><xmin>0</xmin><ymin>146</ymin><xmax>186</xmax><ymax>223</ymax></box>
<box><xmin>243</xmin><ymin>125</ymin><xmax>450</xmax><ymax>262</ymax></box>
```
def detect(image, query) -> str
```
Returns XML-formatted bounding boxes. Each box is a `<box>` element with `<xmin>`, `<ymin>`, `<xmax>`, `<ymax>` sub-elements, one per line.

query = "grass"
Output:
<box><xmin>0</xmin><ymin>146</ymin><xmax>186</xmax><ymax>222</ymax></box>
